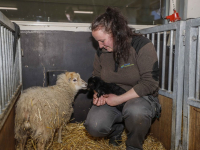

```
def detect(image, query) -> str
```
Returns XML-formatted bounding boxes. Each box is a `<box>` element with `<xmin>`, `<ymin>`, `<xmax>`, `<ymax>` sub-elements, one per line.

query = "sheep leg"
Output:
<box><xmin>18</xmin><ymin>136</ymin><xmax>27</xmax><ymax>150</ymax></box>
<box><xmin>58</xmin><ymin>126</ymin><xmax>62</xmax><ymax>143</ymax></box>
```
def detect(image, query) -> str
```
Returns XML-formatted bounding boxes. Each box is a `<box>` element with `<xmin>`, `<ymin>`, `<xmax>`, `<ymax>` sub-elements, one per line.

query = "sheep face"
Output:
<box><xmin>65</xmin><ymin>72</ymin><xmax>87</xmax><ymax>90</ymax></box>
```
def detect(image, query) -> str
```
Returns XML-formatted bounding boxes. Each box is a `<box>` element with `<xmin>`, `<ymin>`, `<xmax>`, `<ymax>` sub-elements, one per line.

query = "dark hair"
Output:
<box><xmin>92</xmin><ymin>7</ymin><xmax>133</xmax><ymax>64</ymax></box>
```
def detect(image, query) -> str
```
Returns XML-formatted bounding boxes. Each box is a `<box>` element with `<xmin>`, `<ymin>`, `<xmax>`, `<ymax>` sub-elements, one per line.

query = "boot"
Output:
<box><xmin>108</xmin><ymin>124</ymin><xmax>124</xmax><ymax>146</ymax></box>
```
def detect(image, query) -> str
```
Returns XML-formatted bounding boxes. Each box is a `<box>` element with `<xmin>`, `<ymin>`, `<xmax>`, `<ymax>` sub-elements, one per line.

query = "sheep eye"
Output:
<box><xmin>73</xmin><ymin>79</ymin><xmax>77</xmax><ymax>82</ymax></box>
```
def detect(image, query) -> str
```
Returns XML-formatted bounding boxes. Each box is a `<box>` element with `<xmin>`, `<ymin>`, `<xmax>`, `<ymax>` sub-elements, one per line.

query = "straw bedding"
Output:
<box><xmin>18</xmin><ymin>122</ymin><xmax>166</xmax><ymax>150</ymax></box>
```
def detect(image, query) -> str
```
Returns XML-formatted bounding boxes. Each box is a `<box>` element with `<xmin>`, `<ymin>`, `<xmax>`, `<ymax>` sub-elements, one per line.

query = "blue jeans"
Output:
<box><xmin>84</xmin><ymin>97</ymin><xmax>154</xmax><ymax>150</ymax></box>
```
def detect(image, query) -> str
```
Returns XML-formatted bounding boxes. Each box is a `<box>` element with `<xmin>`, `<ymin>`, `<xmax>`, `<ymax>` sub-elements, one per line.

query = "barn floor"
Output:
<box><xmin>17</xmin><ymin>123</ymin><xmax>166</xmax><ymax>150</ymax></box>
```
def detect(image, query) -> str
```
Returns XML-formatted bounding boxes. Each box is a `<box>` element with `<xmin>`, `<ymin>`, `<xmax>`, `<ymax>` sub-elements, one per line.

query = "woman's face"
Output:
<box><xmin>92</xmin><ymin>29</ymin><xmax>113</xmax><ymax>52</ymax></box>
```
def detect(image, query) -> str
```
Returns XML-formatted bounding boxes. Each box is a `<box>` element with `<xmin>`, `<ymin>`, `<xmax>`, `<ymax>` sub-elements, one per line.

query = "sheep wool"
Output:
<box><xmin>15</xmin><ymin>72</ymin><xmax>87</xmax><ymax>150</ymax></box>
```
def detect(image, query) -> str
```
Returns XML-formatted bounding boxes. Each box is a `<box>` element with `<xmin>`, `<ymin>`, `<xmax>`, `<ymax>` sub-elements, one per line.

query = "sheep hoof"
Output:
<box><xmin>58</xmin><ymin>138</ymin><xmax>62</xmax><ymax>143</ymax></box>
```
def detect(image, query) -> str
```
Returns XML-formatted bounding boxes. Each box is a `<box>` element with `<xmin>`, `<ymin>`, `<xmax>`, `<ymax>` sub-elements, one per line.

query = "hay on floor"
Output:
<box><xmin>20</xmin><ymin>123</ymin><xmax>166</xmax><ymax>150</ymax></box>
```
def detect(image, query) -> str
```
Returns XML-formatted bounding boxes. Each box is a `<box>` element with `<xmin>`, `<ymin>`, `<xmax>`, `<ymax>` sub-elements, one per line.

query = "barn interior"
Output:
<box><xmin>0</xmin><ymin>0</ymin><xmax>200</xmax><ymax>150</ymax></box>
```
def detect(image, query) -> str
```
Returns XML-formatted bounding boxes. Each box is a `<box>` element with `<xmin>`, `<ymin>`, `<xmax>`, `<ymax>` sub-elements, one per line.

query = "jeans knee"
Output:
<box><xmin>123</xmin><ymin>105</ymin><xmax>143</xmax><ymax>118</ymax></box>
<box><xmin>84</xmin><ymin>120</ymin><xmax>111</xmax><ymax>137</ymax></box>
<box><xmin>123</xmin><ymin>104</ymin><xmax>152</xmax><ymax>127</ymax></box>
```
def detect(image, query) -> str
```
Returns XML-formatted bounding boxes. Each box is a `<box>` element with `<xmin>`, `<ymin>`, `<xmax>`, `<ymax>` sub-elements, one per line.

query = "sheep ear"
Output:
<box><xmin>65</xmin><ymin>72</ymin><xmax>69</xmax><ymax>76</ymax></box>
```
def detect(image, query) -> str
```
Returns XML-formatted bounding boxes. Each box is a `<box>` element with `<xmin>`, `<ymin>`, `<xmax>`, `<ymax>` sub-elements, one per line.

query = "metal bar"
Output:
<box><xmin>158</xmin><ymin>89</ymin><xmax>173</xmax><ymax>98</ymax></box>
<box><xmin>0</xmin><ymin>25</ymin><xmax>3</xmax><ymax>113</ymax></box>
<box><xmin>14</xmin><ymin>43</ymin><xmax>19</xmax><ymax>90</ymax></box>
<box><xmin>13</xmin><ymin>36</ymin><xmax>17</xmax><ymax>94</ymax></box>
<box><xmin>1</xmin><ymin>27</ymin><xmax>6</xmax><ymax>109</ymax></box>
<box><xmin>11</xmin><ymin>35</ymin><xmax>14</xmax><ymax>96</ymax></box>
<box><xmin>168</xmin><ymin>30</ymin><xmax>174</xmax><ymax>92</ymax></box>
<box><xmin>6</xmin><ymin>29</ymin><xmax>10</xmax><ymax>103</ymax></box>
<box><xmin>16</xmin><ymin>42</ymin><xmax>19</xmax><ymax>89</ymax></box>
<box><xmin>18</xmin><ymin>38</ymin><xmax>22</xmax><ymax>85</ymax></box>
<box><xmin>152</xmin><ymin>33</ymin><xmax>155</xmax><ymax>45</ymax></box>
<box><xmin>161</xmin><ymin>31</ymin><xmax>167</xmax><ymax>89</ymax></box>
<box><xmin>174</xmin><ymin>21</ymin><xmax>186</xmax><ymax>150</ymax></box>
<box><xmin>4</xmin><ymin>28</ymin><xmax>8</xmax><ymax>105</ymax></box>
<box><xmin>182</xmin><ymin>19</ymin><xmax>191</xmax><ymax>150</ymax></box>
<box><xmin>189</xmin><ymin>28</ymin><xmax>197</xmax><ymax>99</ymax></box>
<box><xmin>0</xmin><ymin>11</ymin><xmax>15</xmax><ymax>31</ymax></box>
<box><xmin>195</xmin><ymin>26</ymin><xmax>200</xmax><ymax>100</ymax></box>
<box><xmin>8</xmin><ymin>31</ymin><xmax>12</xmax><ymax>99</ymax></box>
<box><xmin>187</xmin><ymin>98</ymin><xmax>200</xmax><ymax>108</ymax></box>
<box><xmin>157</xmin><ymin>32</ymin><xmax>160</xmax><ymax>66</ymax></box>
<box><xmin>147</xmin><ymin>34</ymin><xmax>150</xmax><ymax>39</ymax></box>
<box><xmin>137</xmin><ymin>21</ymin><xmax>181</xmax><ymax>34</ymax></box>
<box><xmin>186</xmin><ymin>18</ymin><xmax>200</xmax><ymax>27</ymax></box>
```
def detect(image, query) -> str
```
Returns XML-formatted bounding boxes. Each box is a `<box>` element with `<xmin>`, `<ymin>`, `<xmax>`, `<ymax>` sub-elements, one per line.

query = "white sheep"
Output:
<box><xmin>15</xmin><ymin>72</ymin><xmax>87</xmax><ymax>150</ymax></box>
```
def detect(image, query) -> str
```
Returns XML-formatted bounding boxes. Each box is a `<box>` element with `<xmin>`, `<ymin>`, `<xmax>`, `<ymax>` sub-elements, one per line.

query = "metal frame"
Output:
<box><xmin>137</xmin><ymin>21</ymin><xmax>186</xmax><ymax>150</ymax></box>
<box><xmin>0</xmin><ymin>11</ymin><xmax>22</xmax><ymax>130</ymax></box>
<box><xmin>183</xmin><ymin>17</ymin><xmax>200</xmax><ymax>150</ymax></box>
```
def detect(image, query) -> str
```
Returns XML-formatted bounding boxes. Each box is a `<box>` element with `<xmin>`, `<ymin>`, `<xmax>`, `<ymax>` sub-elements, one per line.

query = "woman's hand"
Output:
<box><xmin>93</xmin><ymin>92</ymin><xmax>106</xmax><ymax>106</ymax></box>
<box><xmin>104</xmin><ymin>94</ymin><xmax>122</xmax><ymax>106</ymax></box>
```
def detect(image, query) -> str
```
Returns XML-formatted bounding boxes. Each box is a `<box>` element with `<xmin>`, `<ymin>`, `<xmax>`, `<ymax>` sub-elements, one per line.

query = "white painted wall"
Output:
<box><xmin>186</xmin><ymin>0</ymin><xmax>200</xmax><ymax>19</ymax></box>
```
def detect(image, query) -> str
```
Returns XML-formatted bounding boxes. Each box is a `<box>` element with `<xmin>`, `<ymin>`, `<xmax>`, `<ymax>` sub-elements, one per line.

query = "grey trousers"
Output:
<box><xmin>84</xmin><ymin>97</ymin><xmax>154</xmax><ymax>150</ymax></box>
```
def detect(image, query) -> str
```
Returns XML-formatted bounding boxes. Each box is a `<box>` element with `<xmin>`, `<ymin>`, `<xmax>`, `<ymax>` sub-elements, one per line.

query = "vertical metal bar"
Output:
<box><xmin>162</xmin><ymin>31</ymin><xmax>167</xmax><ymax>89</ymax></box>
<box><xmin>4</xmin><ymin>28</ymin><xmax>8</xmax><ymax>105</ymax></box>
<box><xmin>173</xmin><ymin>21</ymin><xmax>186</xmax><ymax>150</ymax></box>
<box><xmin>18</xmin><ymin>39</ymin><xmax>22</xmax><ymax>85</ymax></box>
<box><xmin>0</xmin><ymin>25</ymin><xmax>3</xmax><ymax>113</ymax></box>
<box><xmin>147</xmin><ymin>34</ymin><xmax>150</xmax><ymax>39</ymax></box>
<box><xmin>152</xmin><ymin>33</ymin><xmax>155</xmax><ymax>45</ymax></box>
<box><xmin>15</xmin><ymin>41</ymin><xmax>19</xmax><ymax>89</ymax></box>
<box><xmin>1</xmin><ymin>27</ymin><xmax>6</xmax><ymax>109</ymax></box>
<box><xmin>157</xmin><ymin>32</ymin><xmax>160</xmax><ymax>66</ymax></box>
<box><xmin>168</xmin><ymin>30</ymin><xmax>174</xmax><ymax>92</ymax></box>
<box><xmin>8</xmin><ymin>31</ymin><xmax>12</xmax><ymax>99</ymax></box>
<box><xmin>7</xmin><ymin>30</ymin><xmax>11</xmax><ymax>99</ymax></box>
<box><xmin>13</xmin><ymin>37</ymin><xmax>17</xmax><ymax>93</ymax></box>
<box><xmin>14</xmin><ymin>40</ymin><xmax>19</xmax><ymax>91</ymax></box>
<box><xmin>195</xmin><ymin>26</ymin><xmax>200</xmax><ymax>100</ymax></box>
<box><xmin>13</xmin><ymin>45</ymin><xmax>16</xmax><ymax>92</ymax></box>
<box><xmin>11</xmin><ymin>35</ymin><xmax>14</xmax><ymax>96</ymax></box>
<box><xmin>189</xmin><ymin>28</ymin><xmax>197</xmax><ymax>99</ymax></box>
<box><xmin>183</xmin><ymin>20</ymin><xmax>191</xmax><ymax>150</ymax></box>
<box><xmin>7</xmin><ymin>30</ymin><xmax>10</xmax><ymax>99</ymax></box>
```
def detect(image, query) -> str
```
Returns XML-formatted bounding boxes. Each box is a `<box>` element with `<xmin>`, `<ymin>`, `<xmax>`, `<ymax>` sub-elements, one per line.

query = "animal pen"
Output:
<box><xmin>0</xmin><ymin>11</ymin><xmax>200</xmax><ymax>150</ymax></box>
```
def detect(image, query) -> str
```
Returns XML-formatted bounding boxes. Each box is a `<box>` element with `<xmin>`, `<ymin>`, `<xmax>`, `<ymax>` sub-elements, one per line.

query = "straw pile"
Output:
<box><xmin>19</xmin><ymin>123</ymin><xmax>166</xmax><ymax>150</ymax></box>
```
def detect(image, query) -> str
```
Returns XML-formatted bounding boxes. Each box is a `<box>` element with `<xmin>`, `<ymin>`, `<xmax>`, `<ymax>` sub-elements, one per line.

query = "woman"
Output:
<box><xmin>84</xmin><ymin>7</ymin><xmax>160</xmax><ymax>150</ymax></box>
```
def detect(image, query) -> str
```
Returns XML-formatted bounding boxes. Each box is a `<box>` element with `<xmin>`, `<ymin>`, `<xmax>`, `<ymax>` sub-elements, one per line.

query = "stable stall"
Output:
<box><xmin>0</xmin><ymin>0</ymin><xmax>200</xmax><ymax>150</ymax></box>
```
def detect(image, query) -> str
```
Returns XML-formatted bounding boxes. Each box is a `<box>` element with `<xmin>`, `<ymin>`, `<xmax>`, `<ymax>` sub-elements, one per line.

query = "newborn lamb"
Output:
<box><xmin>87</xmin><ymin>76</ymin><xmax>126</xmax><ymax>111</ymax></box>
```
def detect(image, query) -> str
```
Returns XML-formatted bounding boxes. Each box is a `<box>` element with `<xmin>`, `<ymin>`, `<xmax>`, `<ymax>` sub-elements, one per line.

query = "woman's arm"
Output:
<box><xmin>105</xmin><ymin>88</ymin><xmax>139</xmax><ymax>106</ymax></box>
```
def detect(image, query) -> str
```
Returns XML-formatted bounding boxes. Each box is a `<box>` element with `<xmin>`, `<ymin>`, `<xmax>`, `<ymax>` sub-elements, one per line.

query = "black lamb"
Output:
<box><xmin>87</xmin><ymin>76</ymin><xmax>126</xmax><ymax>111</ymax></box>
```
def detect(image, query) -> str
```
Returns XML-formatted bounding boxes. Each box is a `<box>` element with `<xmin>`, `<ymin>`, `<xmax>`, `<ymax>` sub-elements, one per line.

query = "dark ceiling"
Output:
<box><xmin>0</xmin><ymin>0</ymin><xmax>165</xmax><ymax>25</ymax></box>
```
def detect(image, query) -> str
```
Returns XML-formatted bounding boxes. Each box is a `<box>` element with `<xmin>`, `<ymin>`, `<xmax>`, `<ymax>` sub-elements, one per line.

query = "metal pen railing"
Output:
<box><xmin>137</xmin><ymin>21</ymin><xmax>186</xmax><ymax>150</ymax></box>
<box><xmin>183</xmin><ymin>17</ymin><xmax>200</xmax><ymax>150</ymax></box>
<box><xmin>0</xmin><ymin>11</ymin><xmax>22</xmax><ymax>117</ymax></box>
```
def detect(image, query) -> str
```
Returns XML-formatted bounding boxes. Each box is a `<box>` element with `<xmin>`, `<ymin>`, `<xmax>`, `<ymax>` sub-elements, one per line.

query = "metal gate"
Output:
<box><xmin>0</xmin><ymin>11</ymin><xmax>22</xmax><ymax>129</ymax></box>
<box><xmin>183</xmin><ymin>18</ymin><xmax>200</xmax><ymax>150</ymax></box>
<box><xmin>137</xmin><ymin>21</ymin><xmax>186</xmax><ymax>150</ymax></box>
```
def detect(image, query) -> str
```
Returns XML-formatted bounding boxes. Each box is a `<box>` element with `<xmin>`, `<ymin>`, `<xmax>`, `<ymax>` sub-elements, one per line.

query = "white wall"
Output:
<box><xmin>186</xmin><ymin>0</ymin><xmax>200</xmax><ymax>19</ymax></box>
